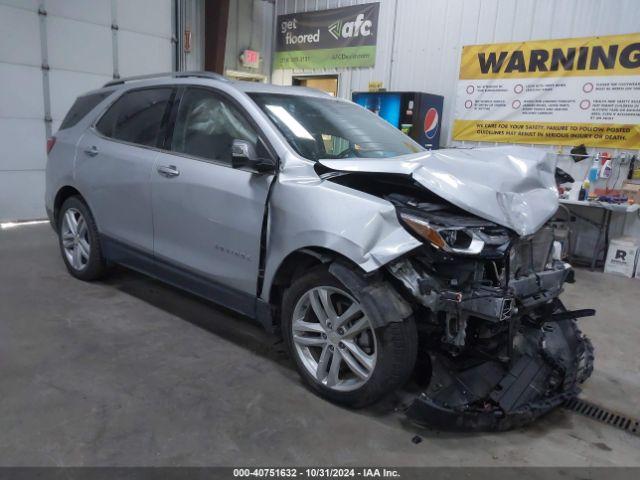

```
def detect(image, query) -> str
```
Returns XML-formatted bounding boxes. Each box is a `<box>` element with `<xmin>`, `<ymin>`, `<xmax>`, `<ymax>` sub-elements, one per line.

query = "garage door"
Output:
<box><xmin>0</xmin><ymin>0</ymin><xmax>174</xmax><ymax>222</ymax></box>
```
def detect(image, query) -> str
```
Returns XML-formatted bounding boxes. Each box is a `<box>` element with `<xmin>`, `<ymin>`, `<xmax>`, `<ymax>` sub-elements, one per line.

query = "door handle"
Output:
<box><xmin>157</xmin><ymin>165</ymin><xmax>180</xmax><ymax>177</ymax></box>
<box><xmin>84</xmin><ymin>145</ymin><xmax>99</xmax><ymax>157</ymax></box>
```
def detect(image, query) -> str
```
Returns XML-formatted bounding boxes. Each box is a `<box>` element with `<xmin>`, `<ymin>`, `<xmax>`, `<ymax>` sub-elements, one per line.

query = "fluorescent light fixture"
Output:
<box><xmin>266</xmin><ymin>105</ymin><xmax>314</xmax><ymax>140</ymax></box>
<box><xmin>1</xmin><ymin>219</ymin><xmax>49</xmax><ymax>230</ymax></box>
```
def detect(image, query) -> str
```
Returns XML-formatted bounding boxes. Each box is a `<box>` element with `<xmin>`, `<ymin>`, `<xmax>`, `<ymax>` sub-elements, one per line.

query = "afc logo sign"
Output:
<box><xmin>328</xmin><ymin>14</ymin><xmax>373</xmax><ymax>40</ymax></box>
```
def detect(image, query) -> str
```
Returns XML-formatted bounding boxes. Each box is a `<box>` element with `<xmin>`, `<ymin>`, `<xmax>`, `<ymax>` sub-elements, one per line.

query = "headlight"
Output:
<box><xmin>399</xmin><ymin>212</ymin><xmax>485</xmax><ymax>255</ymax></box>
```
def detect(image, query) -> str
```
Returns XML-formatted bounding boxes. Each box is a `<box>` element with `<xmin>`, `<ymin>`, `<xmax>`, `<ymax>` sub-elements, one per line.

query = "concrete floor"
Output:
<box><xmin>1</xmin><ymin>223</ymin><xmax>639</xmax><ymax>467</ymax></box>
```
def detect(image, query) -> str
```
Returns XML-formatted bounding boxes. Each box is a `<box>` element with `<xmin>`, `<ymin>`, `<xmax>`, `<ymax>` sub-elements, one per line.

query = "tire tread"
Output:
<box><xmin>58</xmin><ymin>196</ymin><xmax>107</xmax><ymax>281</ymax></box>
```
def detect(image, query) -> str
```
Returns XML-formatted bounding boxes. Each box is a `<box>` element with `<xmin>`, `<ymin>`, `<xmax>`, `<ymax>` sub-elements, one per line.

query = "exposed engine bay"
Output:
<box><xmin>323</xmin><ymin>168</ymin><xmax>595</xmax><ymax>430</ymax></box>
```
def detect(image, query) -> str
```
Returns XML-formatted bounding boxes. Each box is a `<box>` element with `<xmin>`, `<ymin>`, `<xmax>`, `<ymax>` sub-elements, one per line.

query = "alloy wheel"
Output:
<box><xmin>292</xmin><ymin>286</ymin><xmax>377</xmax><ymax>391</ymax></box>
<box><xmin>61</xmin><ymin>208</ymin><xmax>91</xmax><ymax>271</ymax></box>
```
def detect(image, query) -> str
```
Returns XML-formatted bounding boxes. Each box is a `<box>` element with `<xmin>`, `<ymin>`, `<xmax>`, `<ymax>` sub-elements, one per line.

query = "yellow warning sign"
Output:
<box><xmin>460</xmin><ymin>33</ymin><xmax>640</xmax><ymax>80</ymax></box>
<box><xmin>452</xmin><ymin>120</ymin><xmax>640</xmax><ymax>149</ymax></box>
<box><xmin>454</xmin><ymin>33</ymin><xmax>640</xmax><ymax>148</ymax></box>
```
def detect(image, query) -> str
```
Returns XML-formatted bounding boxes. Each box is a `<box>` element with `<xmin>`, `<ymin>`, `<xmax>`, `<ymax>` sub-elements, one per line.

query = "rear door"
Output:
<box><xmin>75</xmin><ymin>87</ymin><xmax>174</xmax><ymax>255</ymax></box>
<box><xmin>151</xmin><ymin>86</ymin><xmax>274</xmax><ymax>308</ymax></box>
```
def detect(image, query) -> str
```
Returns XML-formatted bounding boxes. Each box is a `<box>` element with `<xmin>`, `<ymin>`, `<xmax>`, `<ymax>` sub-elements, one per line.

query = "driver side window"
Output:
<box><xmin>171</xmin><ymin>88</ymin><xmax>258</xmax><ymax>165</ymax></box>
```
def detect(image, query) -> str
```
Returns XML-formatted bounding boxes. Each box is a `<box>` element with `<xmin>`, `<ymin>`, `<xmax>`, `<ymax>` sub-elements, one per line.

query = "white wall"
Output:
<box><xmin>0</xmin><ymin>1</ymin><xmax>48</xmax><ymax>222</ymax></box>
<box><xmin>0</xmin><ymin>0</ymin><xmax>174</xmax><ymax>221</ymax></box>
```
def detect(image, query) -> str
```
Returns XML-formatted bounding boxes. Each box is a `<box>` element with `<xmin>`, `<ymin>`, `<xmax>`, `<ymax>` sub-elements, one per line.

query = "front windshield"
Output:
<box><xmin>249</xmin><ymin>93</ymin><xmax>423</xmax><ymax>161</ymax></box>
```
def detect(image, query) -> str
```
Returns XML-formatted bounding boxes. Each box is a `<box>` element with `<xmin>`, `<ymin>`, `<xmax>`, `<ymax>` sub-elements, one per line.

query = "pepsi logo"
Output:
<box><xmin>424</xmin><ymin>107</ymin><xmax>439</xmax><ymax>139</ymax></box>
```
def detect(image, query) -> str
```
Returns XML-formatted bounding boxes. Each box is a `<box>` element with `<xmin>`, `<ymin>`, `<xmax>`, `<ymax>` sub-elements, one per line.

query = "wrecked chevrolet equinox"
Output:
<box><xmin>46</xmin><ymin>72</ymin><xmax>594</xmax><ymax>430</ymax></box>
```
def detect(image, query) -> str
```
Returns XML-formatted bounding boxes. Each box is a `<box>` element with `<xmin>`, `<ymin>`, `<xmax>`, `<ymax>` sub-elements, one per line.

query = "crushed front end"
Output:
<box><xmin>386</xmin><ymin>195</ymin><xmax>595</xmax><ymax>431</ymax></box>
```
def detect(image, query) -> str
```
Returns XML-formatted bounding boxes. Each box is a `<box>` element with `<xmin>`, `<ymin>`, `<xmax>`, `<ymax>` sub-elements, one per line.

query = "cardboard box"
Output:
<box><xmin>622</xmin><ymin>181</ymin><xmax>640</xmax><ymax>204</ymax></box>
<box><xmin>604</xmin><ymin>237</ymin><xmax>639</xmax><ymax>278</ymax></box>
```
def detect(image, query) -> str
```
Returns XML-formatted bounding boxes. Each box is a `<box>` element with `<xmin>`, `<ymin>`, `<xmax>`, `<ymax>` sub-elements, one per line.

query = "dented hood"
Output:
<box><xmin>319</xmin><ymin>146</ymin><xmax>559</xmax><ymax>237</ymax></box>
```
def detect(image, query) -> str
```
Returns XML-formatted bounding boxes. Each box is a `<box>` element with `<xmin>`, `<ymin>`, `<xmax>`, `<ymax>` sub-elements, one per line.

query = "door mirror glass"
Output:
<box><xmin>231</xmin><ymin>139</ymin><xmax>258</xmax><ymax>162</ymax></box>
<box><xmin>231</xmin><ymin>139</ymin><xmax>275</xmax><ymax>173</ymax></box>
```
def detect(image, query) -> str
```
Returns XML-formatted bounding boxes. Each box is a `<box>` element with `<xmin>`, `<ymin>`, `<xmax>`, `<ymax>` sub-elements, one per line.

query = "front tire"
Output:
<box><xmin>58</xmin><ymin>196</ymin><xmax>107</xmax><ymax>281</ymax></box>
<box><xmin>282</xmin><ymin>266</ymin><xmax>417</xmax><ymax>407</ymax></box>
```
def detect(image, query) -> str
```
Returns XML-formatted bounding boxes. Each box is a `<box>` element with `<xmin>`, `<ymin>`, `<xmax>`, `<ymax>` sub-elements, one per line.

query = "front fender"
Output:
<box><xmin>261</xmin><ymin>164</ymin><xmax>421</xmax><ymax>301</ymax></box>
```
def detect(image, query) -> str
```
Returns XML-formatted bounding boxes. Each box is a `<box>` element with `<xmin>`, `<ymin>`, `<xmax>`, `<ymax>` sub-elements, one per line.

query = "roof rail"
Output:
<box><xmin>103</xmin><ymin>71</ymin><xmax>229</xmax><ymax>88</ymax></box>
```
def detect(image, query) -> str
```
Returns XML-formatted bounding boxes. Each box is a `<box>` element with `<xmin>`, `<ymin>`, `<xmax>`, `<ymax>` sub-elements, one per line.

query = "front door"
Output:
<box><xmin>151</xmin><ymin>87</ymin><xmax>273</xmax><ymax>311</ymax></box>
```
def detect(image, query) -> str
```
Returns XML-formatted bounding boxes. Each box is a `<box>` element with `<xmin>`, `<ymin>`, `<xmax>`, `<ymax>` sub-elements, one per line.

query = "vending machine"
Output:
<box><xmin>352</xmin><ymin>91</ymin><xmax>444</xmax><ymax>149</ymax></box>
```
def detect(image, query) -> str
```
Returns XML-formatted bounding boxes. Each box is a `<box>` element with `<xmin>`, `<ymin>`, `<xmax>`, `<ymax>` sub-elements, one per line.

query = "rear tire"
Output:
<box><xmin>57</xmin><ymin>196</ymin><xmax>107</xmax><ymax>281</ymax></box>
<box><xmin>282</xmin><ymin>265</ymin><xmax>417</xmax><ymax>408</ymax></box>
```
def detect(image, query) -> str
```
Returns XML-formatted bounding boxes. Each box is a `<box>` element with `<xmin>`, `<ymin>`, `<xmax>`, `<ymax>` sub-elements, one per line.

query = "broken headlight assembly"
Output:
<box><xmin>399</xmin><ymin>211</ymin><xmax>493</xmax><ymax>255</ymax></box>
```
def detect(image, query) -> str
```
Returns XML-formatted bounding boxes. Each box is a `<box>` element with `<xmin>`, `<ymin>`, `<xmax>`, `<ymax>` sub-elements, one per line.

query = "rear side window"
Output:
<box><xmin>96</xmin><ymin>88</ymin><xmax>173</xmax><ymax>147</ymax></box>
<box><xmin>59</xmin><ymin>92</ymin><xmax>111</xmax><ymax>130</ymax></box>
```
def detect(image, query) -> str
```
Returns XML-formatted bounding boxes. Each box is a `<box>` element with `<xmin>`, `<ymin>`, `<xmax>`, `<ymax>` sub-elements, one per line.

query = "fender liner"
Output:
<box><xmin>328</xmin><ymin>262</ymin><xmax>412</xmax><ymax>329</ymax></box>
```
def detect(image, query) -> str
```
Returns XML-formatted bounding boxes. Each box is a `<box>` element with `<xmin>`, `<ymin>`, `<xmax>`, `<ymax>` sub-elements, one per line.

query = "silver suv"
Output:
<box><xmin>46</xmin><ymin>72</ymin><xmax>593</xmax><ymax>430</ymax></box>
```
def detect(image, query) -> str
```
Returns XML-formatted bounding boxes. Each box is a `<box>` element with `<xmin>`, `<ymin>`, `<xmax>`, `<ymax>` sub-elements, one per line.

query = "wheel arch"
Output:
<box><xmin>53</xmin><ymin>186</ymin><xmax>86</xmax><ymax>227</ymax></box>
<box><xmin>267</xmin><ymin>247</ymin><xmax>363</xmax><ymax>322</ymax></box>
<box><xmin>268</xmin><ymin>245</ymin><xmax>414</xmax><ymax>332</ymax></box>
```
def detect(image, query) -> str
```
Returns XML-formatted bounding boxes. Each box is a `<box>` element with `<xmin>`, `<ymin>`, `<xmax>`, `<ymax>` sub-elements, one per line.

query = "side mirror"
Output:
<box><xmin>231</xmin><ymin>139</ymin><xmax>275</xmax><ymax>173</ymax></box>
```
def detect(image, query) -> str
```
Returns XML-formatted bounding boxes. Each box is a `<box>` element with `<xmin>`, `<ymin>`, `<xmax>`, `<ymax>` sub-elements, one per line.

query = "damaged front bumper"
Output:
<box><xmin>388</xmin><ymin>253</ymin><xmax>595</xmax><ymax>431</ymax></box>
<box><xmin>406</xmin><ymin>314</ymin><xmax>594</xmax><ymax>430</ymax></box>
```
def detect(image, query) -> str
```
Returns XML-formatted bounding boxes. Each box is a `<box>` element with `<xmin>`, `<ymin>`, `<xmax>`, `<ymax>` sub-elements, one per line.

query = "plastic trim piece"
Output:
<box><xmin>328</xmin><ymin>262</ymin><xmax>412</xmax><ymax>329</ymax></box>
